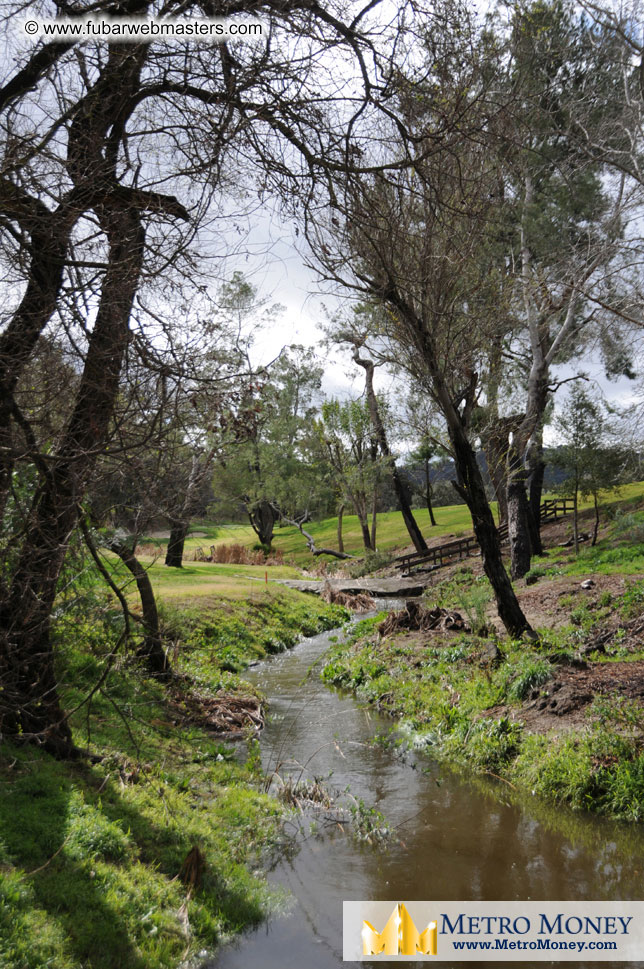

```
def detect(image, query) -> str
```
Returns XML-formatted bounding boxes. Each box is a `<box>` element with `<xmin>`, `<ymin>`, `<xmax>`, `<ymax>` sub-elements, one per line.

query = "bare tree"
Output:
<box><xmin>0</xmin><ymin>0</ymin><xmax>421</xmax><ymax>754</ymax></box>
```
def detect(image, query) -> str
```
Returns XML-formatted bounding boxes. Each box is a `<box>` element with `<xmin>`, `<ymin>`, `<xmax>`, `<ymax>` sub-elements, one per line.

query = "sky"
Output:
<box><xmin>217</xmin><ymin>202</ymin><xmax>643</xmax><ymax>448</ymax></box>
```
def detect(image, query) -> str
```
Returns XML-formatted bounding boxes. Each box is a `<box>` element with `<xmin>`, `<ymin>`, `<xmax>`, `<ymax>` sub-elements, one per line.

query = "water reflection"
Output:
<box><xmin>207</xmin><ymin>618</ymin><xmax>644</xmax><ymax>969</ymax></box>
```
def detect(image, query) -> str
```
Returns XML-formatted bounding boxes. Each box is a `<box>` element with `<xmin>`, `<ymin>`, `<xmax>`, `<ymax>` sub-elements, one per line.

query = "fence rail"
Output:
<box><xmin>394</xmin><ymin>498</ymin><xmax>574</xmax><ymax>574</ymax></box>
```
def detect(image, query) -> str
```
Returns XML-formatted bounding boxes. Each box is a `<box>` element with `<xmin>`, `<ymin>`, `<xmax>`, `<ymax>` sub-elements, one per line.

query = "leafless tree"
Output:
<box><xmin>0</xmin><ymin>0</ymin><xmax>422</xmax><ymax>755</ymax></box>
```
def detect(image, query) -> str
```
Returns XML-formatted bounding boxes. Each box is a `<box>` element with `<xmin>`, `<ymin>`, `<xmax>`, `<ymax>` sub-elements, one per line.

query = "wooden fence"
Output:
<box><xmin>394</xmin><ymin>498</ymin><xmax>575</xmax><ymax>574</ymax></box>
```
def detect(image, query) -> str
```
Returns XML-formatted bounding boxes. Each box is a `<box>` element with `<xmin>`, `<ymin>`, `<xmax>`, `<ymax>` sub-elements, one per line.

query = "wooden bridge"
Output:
<box><xmin>394</xmin><ymin>498</ymin><xmax>574</xmax><ymax>575</ymax></box>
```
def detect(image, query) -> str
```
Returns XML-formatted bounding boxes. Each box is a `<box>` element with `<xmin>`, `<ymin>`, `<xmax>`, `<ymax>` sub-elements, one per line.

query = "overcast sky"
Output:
<box><xmin>215</xmin><ymin>201</ymin><xmax>643</xmax><ymax>448</ymax></box>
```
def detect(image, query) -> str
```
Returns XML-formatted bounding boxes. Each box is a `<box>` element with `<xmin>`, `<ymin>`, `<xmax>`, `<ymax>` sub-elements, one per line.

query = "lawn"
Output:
<box><xmin>139</xmin><ymin>481</ymin><xmax>644</xmax><ymax>566</ymax></box>
<box><xmin>139</xmin><ymin>560</ymin><xmax>301</xmax><ymax>600</ymax></box>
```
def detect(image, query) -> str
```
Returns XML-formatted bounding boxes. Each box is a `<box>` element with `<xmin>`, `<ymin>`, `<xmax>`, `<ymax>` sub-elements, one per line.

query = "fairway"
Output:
<box><xmin>140</xmin><ymin>482</ymin><xmax>644</xmax><ymax>566</ymax></box>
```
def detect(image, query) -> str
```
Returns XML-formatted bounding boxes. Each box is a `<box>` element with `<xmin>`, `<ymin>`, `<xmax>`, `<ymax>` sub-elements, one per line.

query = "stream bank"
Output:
<box><xmin>0</xmin><ymin>586</ymin><xmax>346</xmax><ymax>969</ymax></box>
<box><xmin>321</xmin><ymin>582</ymin><xmax>644</xmax><ymax>823</ymax></box>
<box><xmin>207</xmin><ymin>609</ymin><xmax>644</xmax><ymax>969</ymax></box>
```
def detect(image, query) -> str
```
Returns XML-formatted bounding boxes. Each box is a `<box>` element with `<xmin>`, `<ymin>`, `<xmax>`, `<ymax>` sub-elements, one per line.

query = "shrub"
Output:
<box><xmin>347</xmin><ymin>550</ymin><xmax>394</xmax><ymax>578</ymax></box>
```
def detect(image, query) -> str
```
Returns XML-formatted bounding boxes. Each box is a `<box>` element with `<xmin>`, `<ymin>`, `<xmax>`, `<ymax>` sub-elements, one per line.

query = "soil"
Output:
<box><xmin>379</xmin><ymin>508</ymin><xmax>644</xmax><ymax>736</ymax></box>
<box><xmin>485</xmin><ymin>660</ymin><xmax>644</xmax><ymax>735</ymax></box>
<box><xmin>512</xmin><ymin>573</ymin><xmax>628</xmax><ymax>630</ymax></box>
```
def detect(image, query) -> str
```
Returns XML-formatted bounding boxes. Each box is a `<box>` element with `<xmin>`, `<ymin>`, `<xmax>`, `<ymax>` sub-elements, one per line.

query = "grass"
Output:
<box><xmin>139</xmin><ymin>481</ymin><xmax>644</xmax><ymax>566</ymax></box>
<box><xmin>142</xmin><ymin>506</ymin><xmax>485</xmax><ymax>564</ymax></box>
<box><xmin>140</xmin><ymin>560</ymin><xmax>301</xmax><ymax>600</ymax></box>
<box><xmin>320</xmin><ymin>567</ymin><xmax>644</xmax><ymax>823</ymax></box>
<box><xmin>0</xmin><ymin>572</ymin><xmax>347</xmax><ymax>969</ymax></box>
<box><xmin>524</xmin><ymin>500</ymin><xmax>644</xmax><ymax>579</ymax></box>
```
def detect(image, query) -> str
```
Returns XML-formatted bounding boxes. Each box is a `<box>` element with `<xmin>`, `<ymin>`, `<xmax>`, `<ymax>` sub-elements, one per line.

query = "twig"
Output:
<box><xmin>24</xmin><ymin>837</ymin><xmax>70</xmax><ymax>877</ymax></box>
<box><xmin>484</xmin><ymin>770</ymin><xmax>517</xmax><ymax>789</ymax></box>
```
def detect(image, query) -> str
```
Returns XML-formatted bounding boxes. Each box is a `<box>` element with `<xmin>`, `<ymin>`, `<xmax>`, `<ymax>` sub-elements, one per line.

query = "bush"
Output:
<box><xmin>347</xmin><ymin>549</ymin><xmax>394</xmax><ymax>578</ymax></box>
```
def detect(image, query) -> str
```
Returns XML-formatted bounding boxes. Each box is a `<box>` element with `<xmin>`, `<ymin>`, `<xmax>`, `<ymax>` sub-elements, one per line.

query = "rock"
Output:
<box><xmin>480</xmin><ymin>641</ymin><xmax>503</xmax><ymax>666</ymax></box>
<box><xmin>278</xmin><ymin>577</ymin><xmax>429</xmax><ymax>597</ymax></box>
<box><xmin>522</xmin><ymin>628</ymin><xmax>541</xmax><ymax>644</ymax></box>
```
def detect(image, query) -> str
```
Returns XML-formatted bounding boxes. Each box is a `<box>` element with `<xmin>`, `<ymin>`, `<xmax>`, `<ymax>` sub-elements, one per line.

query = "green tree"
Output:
<box><xmin>409</xmin><ymin>439</ymin><xmax>439</xmax><ymax>526</ymax></box>
<box><xmin>552</xmin><ymin>386</ymin><xmax>626</xmax><ymax>552</ymax></box>
<box><xmin>212</xmin><ymin>346</ymin><xmax>326</xmax><ymax>547</ymax></box>
<box><xmin>325</xmin><ymin>305</ymin><xmax>429</xmax><ymax>551</ymax></box>
<box><xmin>497</xmin><ymin>0</ymin><xmax>632</xmax><ymax>576</ymax></box>
<box><xmin>319</xmin><ymin>398</ymin><xmax>383</xmax><ymax>551</ymax></box>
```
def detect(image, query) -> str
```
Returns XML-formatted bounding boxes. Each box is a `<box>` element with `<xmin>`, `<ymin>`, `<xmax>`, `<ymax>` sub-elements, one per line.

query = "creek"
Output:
<box><xmin>207</xmin><ymin>608</ymin><xmax>644</xmax><ymax>969</ymax></box>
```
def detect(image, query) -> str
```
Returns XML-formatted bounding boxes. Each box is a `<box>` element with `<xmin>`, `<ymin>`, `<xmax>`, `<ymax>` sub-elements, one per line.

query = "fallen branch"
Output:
<box><xmin>321</xmin><ymin>582</ymin><xmax>375</xmax><ymax>611</ymax></box>
<box><xmin>378</xmin><ymin>601</ymin><xmax>469</xmax><ymax>635</ymax></box>
<box><xmin>279</xmin><ymin>510</ymin><xmax>355</xmax><ymax>559</ymax></box>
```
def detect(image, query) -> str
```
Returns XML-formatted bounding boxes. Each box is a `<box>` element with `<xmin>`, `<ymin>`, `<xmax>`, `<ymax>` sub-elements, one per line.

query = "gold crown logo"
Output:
<box><xmin>362</xmin><ymin>902</ymin><xmax>438</xmax><ymax>956</ymax></box>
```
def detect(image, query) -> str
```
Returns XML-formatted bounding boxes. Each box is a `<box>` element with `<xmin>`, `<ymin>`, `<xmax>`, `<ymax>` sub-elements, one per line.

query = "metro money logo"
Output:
<box><xmin>362</xmin><ymin>902</ymin><xmax>438</xmax><ymax>956</ymax></box>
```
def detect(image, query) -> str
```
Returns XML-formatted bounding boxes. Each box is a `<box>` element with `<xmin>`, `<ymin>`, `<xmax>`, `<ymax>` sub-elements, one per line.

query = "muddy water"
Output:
<box><xmin>208</xmin><ymin>613</ymin><xmax>644</xmax><ymax>969</ymax></box>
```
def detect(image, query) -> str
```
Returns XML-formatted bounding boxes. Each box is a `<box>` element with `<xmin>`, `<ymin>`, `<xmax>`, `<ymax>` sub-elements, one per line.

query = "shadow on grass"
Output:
<box><xmin>0</xmin><ymin>751</ymin><xmax>145</xmax><ymax>968</ymax></box>
<box><xmin>0</xmin><ymin>740</ymin><xmax>271</xmax><ymax>969</ymax></box>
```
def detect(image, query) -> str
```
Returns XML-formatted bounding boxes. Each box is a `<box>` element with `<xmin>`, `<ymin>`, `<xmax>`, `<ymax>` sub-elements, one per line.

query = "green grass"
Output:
<box><xmin>525</xmin><ymin>497</ymin><xmax>644</xmax><ymax>579</ymax></box>
<box><xmin>320</xmin><ymin>566</ymin><xmax>644</xmax><ymax>822</ymax></box>
<box><xmin>0</xmin><ymin>580</ymin><xmax>346</xmax><ymax>969</ymax></box>
<box><xmin>141</xmin><ymin>560</ymin><xmax>301</xmax><ymax>600</ymax></box>
<box><xmin>0</xmin><ymin>668</ymin><xmax>281</xmax><ymax>969</ymax></box>
<box><xmin>139</xmin><ymin>481</ymin><xmax>644</xmax><ymax>565</ymax></box>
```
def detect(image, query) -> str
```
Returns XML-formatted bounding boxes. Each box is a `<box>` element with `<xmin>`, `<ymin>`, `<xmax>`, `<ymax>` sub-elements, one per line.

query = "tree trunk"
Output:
<box><xmin>450</xmin><ymin>429</ymin><xmax>532</xmax><ymax>637</ymax></box>
<box><xmin>370</xmin><ymin>489</ymin><xmax>378</xmax><ymax>550</ymax></box>
<box><xmin>0</xmin><ymin>210</ymin><xmax>72</xmax><ymax>521</ymax></box>
<box><xmin>481</xmin><ymin>415</ymin><xmax>522</xmax><ymax>528</ymax></box>
<box><xmin>526</xmin><ymin>434</ymin><xmax>545</xmax><ymax>556</ymax></box>
<box><xmin>164</xmin><ymin>449</ymin><xmax>217</xmax><ymax>569</ymax></box>
<box><xmin>359</xmin><ymin>516</ymin><xmax>373</xmax><ymax>551</ymax></box>
<box><xmin>425</xmin><ymin>462</ymin><xmax>437</xmax><ymax>526</ymax></box>
<box><xmin>165</xmin><ymin>520</ymin><xmax>189</xmax><ymax>568</ymax></box>
<box><xmin>337</xmin><ymin>503</ymin><xmax>345</xmax><ymax>553</ymax></box>
<box><xmin>508</xmin><ymin>480</ymin><xmax>533</xmax><ymax>580</ymax></box>
<box><xmin>378</xmin><ymin>289</ymin><xmax>531</xmax><ymax>638</ymax></box>
<box><xmin>0</xmin><ymin>207</ymin><xmax>145</xmax><ymax>757</ymax></box>
<box><xmin>573</xmin><ymin>490</ymin><xmax>579</xmax><ymax>556</ymax></box>
<box><xmin>354</xmin><ymin>351</ymin><xmax>427</xmax><ymax>552</ymax></box>
<box><xmin>109</xmin><ymin>541</ymin><xmax>169</xmax><ymax>677</ymax></box>
<box><xmin>248</xmin><ymin>499</ymin><xmax>276</xmax><ymax>547</ymax></box>
<box><xmin>507</xmin><ymin>451</ymin><xmax>533</xmax><ymax>580</ymax></box>
<box><xmin>592</xmin><ymin>494</ymin><xmax>600</xmax><ymax>546</ymax></box>
<box><xmin>0</xmin><ymin>579</ymin><xmax>75</xmax><ymax>758</ymax></box>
